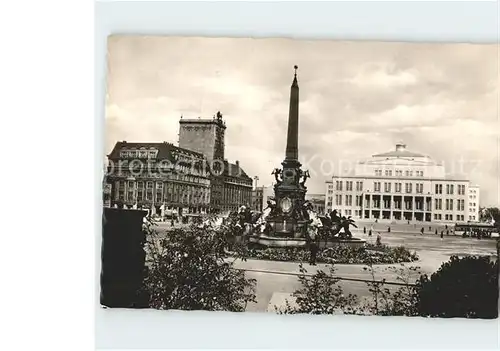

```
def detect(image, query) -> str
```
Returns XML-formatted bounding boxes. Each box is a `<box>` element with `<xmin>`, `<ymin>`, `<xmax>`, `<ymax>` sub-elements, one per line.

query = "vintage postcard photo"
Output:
<box><xmin>101</xmin><ymin>36</ymin><xmax>499</xmax><ymax>318</ymax></box>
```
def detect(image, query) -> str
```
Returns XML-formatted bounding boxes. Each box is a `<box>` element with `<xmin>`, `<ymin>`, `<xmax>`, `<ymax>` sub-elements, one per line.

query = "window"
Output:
<box><xmin>355</xmin><ymin>195</ymin><xmax>362</xmax><ymax>206</ymax></box>
<box><xmin>395</xmin><ymin>183</ymin><xmax>402</xmax><ymax>193</ymax></box>
<box><xmin>147</xmin><ymin>181</ymin><xmax>153</xmax><ymax>189</ymax></box>
<box><xmin>446</xmin><ymin>199</ymin><xmax>454</xmax><ymax>211</ymax></box>
<box><xmin>435</xmin><ymin>198</ymin><xmax>442</xmax><ymax>210</ymax></box>
<box><xmin>156</xmin><ymin>182</ymin><xmax>163</xmax><ymax>189</ymax></box>
<box><xmin>346</xmin><ymin>195</ymin><xmax>353</xmax><ymax>206</ymax></box>
<box><xmin>356</xmin><ymin>181</ymin><xmax>363</xmax><ymax>191</ymax></box>
<box><xmin>328</xmin><ymin>189</ymin><xmax>333</xmax><ymax>194</ymax></box>
<box><xmin>384</xmin><ymin>182</ymin><xmax>391</xmax><ymax>193</ymax></box>
<box><xmin>336</xmin><ymin>181</ymin><xmax>343</xmax><ymax>191</ymax></box>
<box><xmin>416</xmin><ymin>183</ymin><xmax>423</xmax><ymax>194</ymax></box>
<box><xmin>375</xmin><ymin>169</ymin><xmax>382</xmax><ymax>177</ymax></box>
<box><xmin>128</xmin><ymin>181</ymin><xmax>134</xmax><ymax>188</ymax></box>
<box><xmin>405</xmin><ymin>183</ymin><xmax>412</xmax><ymax>193</ymax></box>
<box><xmin>328</xmin><ymin>184</ymin><xmax>333</xmax><ymax>189</ymax></box>
<box><xmin>335</xmin><ymin>194</ymin><xmax>342</xmax><ymax>206</ymax></box>
<box><xmin>374</xmin><ymin>182</ymin><xmax>381</xmax><ymax>192</ymax></box>
<box><xmin>385</xmin><ymin>170</ymin><xmax>392</xmax><ymax>176</ymax></box>
<box><xmin>449</xmin><ymin>184</ymin><xmax>454</xmax><ymax>195</ymax></box>
<box><xmin>346</xmin><ymin>181</ymin><xmax>353</xmax><ymax>191</ymax></box>
<box><xmin>435</xmin><ymin>184</ymin><xmax>443</xmax><ymax>194</ymax></box>
<box><xmin>395</xmin><ymin>170</ymin><xmax>403</xmax><ymax>177</ymax></box>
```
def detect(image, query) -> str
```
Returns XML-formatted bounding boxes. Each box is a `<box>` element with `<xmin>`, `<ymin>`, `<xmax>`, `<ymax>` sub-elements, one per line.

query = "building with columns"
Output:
<box><xmin>325</xmin><ymin>143</ymin><xmax>480</xmax><ymax>223</ymax></box>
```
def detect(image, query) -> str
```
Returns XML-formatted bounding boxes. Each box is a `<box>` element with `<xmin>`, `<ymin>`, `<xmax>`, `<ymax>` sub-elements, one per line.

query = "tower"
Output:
<box><xmin>268</xmin><ymin>66</ymin><xmax>310</xmax><ymax>236</ymax></box>
<box><xmin>178</xmin><ymin>112</ymin><xmax>226</xmax><ymax>161</ymax></box>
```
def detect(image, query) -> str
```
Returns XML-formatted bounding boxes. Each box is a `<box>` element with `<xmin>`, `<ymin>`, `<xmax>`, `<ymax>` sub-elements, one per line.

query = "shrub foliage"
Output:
<box><xmin>143</xmin><ymin>220</ymin><xmax>256</xmax><ymax>311</ymax></box>
<box><xmin>416</xmin><ymin>256</ymin><xmax>499</xmax><ymax>319</ymax></box>
<box><xmin>246</xmin><ymin>244</ymin><xmax>418</xmax><ymax>265</ymax></box>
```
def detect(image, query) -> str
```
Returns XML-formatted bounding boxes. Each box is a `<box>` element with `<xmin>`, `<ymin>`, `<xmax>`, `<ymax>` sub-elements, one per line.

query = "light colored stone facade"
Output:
<box><xmin>324</xmin><ymin>143</ymin><xmax>480</xmax><ymax>223</ymax></box>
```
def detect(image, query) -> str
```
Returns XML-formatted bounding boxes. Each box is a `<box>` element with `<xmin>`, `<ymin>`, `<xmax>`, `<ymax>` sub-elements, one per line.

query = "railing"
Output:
<box><xmin>233</xmin><ymin>267</ymin><xmax>417</xmax><ymax>287</ymax></box>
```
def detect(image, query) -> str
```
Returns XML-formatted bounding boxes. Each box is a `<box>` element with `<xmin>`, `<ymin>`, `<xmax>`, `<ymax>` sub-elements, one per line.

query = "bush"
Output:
<box><xmin>245</xmin><ymin>244</ymin><xmax>418</xmax><ymax>265</ymax></box>
<box><xmin>143</xmin><ymin>221</ymin><xmax>256</xmax><ymax>311</ymax></box>
<box><xmin>277</xmin><ymin>256</ymin><xmax>499</xmax><ymax>319</ymax></box>
<box><xmin>416</xmin><ymin>255</ymin><xmax>499</xmax><ymax>319</ymax></box>
<box><xmin>277</xmin><ymin>264</ymin><xmax>359</xmax><ymax>315</ymax></box>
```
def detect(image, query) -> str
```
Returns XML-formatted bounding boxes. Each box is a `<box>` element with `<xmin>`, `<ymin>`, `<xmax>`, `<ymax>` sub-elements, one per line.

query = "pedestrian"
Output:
<box><xmin>388</xmin><ymin>226</ymin><xmax>391</xmax><ymax>233</ymax></box>
<box><xmin>363</xmin><ymin>226</ymin><xmax>366</xmax><ymax>234</ymax></box>
<box><xmin>407</xmin><ymin>220</ymin><xmax>410</xmax><ymax>225</ymax></box>
<box><xmin>435</xmin><ymin>229</ymin><xmax>438</xmax><ymax>235</ymax></box>
<box><xmin>445</xmin><ymin>224</ymin><xmax>448</xmax><ymax>230</ymax></box>
<box><xmin>376</xmin><ymin>234</ymin><xmax>382</xmax><ymax>246</ymax></box>
<box><xmin>420</xmin><ymin>227</ymin><xmax>424</xmax><ymax>235</ymax></box>
<box><xmin>171</xmin><ymin>218</ymin><xmax>174</xmax><ymax>227</ymax></box>
<box><xmin>446</xmin><ymin>230</ymin><xmax>449</xmax><ymax>236</ymax></box>
<box><xmin>440</xmin><ymin>231</ymin><xmax>444</xmax><ymax>239</ymax></box>
<box><xmin>308</xmin><ymin>230</ymin><xmax>318</xmax><ymax>266</ymax></box>
<box><xmin>429</xmin><ymin>226</ymin><xmax>431</xmax><ymax>231</ymax></box>
<box><xmin>368</xmin><ymin>229</ymin><xmax>372</xmax><ymax>237</ymax></box>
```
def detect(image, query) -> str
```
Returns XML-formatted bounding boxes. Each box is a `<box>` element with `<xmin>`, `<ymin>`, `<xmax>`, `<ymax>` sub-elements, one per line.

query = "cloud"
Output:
<box><xmin>105</xmin><ymin>37</ymin><xmax>500</xmax><ymax>206</ymax></box>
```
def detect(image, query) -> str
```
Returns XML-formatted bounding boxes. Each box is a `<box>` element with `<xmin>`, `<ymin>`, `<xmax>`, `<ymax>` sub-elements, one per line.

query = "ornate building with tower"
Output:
<box><xmin>325</xmin><ymin>143</ymin><xmax>480</xmax><ymax>223</ymax></box>
<box><xmin>105</xmin><ymin>112</ymin><xmax>253</xmax><ymax>216</ymax></box>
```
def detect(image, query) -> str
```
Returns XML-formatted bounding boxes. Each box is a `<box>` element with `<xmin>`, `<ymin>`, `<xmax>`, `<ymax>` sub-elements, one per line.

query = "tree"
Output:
<box><xmin>479</xmin><ymin>207</ymin><xmax>500</xmax><ymax>224</ymax></box>
<box><xmin>143</xmin><ymin>219</ymin><xmax>256</xmax><ymax>311</ymax></box>
<box><xmin>416</xmin><ymin>256</ymin><xmax>498</xmax><ymax>319</ymax></box>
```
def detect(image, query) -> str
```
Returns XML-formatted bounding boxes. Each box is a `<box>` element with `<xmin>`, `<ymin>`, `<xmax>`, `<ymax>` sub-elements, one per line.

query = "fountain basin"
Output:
<box><xmin>248</xmin><ymin>234</ymin><xmax>366</xmax><ymax>248</ymax></box>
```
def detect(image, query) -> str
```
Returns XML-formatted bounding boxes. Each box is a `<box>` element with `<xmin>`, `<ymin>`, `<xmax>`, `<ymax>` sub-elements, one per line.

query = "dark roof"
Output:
<box><xmin>222</xmin><ymin>160</ymin><xmax>252</xmax><ymax>180</ymax></box>
<box><xmin>108</xmin><ymin>141</ymin><xmax>205</xmax><ymax>160</ymax></box>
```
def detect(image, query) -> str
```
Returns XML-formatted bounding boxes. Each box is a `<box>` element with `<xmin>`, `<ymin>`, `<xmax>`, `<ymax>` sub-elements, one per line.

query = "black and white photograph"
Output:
<box><xmin>101</xmin><ymin>36</ymin><xmax>499</xmax><ymax>318</ymax></box>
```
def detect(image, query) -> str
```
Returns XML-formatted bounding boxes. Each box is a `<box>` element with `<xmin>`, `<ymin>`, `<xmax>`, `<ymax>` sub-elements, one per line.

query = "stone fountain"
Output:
<box><xmin>248</xmin><ymin>66</ymin><xmax>365</xmax><ymax>248</ymax></box>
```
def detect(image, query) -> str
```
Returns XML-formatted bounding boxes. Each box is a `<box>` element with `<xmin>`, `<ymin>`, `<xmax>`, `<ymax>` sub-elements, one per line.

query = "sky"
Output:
<box><xmin>105</xmin><ymin>36</ymin><xmax>499</xmax><ymax>206</ymax></box>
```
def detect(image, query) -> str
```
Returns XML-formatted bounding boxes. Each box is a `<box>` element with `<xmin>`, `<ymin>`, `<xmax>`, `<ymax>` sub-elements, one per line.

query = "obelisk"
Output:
<box><xmin>284</xmin><ymin>65</ymin><xmax>300</xmax><ymax>165</ymax></box>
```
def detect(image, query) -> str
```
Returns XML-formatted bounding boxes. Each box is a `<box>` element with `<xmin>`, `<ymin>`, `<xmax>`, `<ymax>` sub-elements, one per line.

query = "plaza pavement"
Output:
<box><xmin>149</xmin><ymin>219</ymin><xmax>498</xmax><ymax>313</ymax></box>
<box><xmin>237</xmin><ymin>228</ymin><xmax>497</xmax><ymax>313</ymax></box>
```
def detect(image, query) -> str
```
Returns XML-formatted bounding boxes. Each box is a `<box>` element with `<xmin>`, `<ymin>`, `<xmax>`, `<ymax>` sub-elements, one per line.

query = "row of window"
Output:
<box><xmin>342</xmin><ymin>209</ymin><xmax>362</xmax><ymax>217</ymax></box>
<box><xmin>374</xmin><ymin>169</ymin><xmax>424</xmax><ymax>177</ymax></box>
<box><xmin>120</xmin><ymin>149</ymin><xmax>158</xmax><ymax>159</ymax></box>
<box><xmin>334</xmin><ymin>195</ymin><xmax>363</xmax><ymax>207</ymax></box>
<box><xmin>373</xmin><ymin>182</ymin><xmax>424</xmax><ymax>194</ymax></box>
<box><xmin>331</xmin><ymin>181</ymin><xmax>470</xmax><ymax>196</ymax></box>
<box><xmin>334</xmin><ymin>180</ymin><xmax>364</xmax><ymax>191</ymax></box>
<box><xmin>116</xmin><ymin>189</ymin><xmax>210</xmax><ymax>204</ymax></box>
<box><xmin>435</xmin><ymin>184</ymin><xmax>466</xmax><ymax>195</ymax></box>
<box><xmin>434</xmin><ymin>198</ymin><xmax>465</xmax><ymax>211</ymax></box>
<box><xmin>434</xmin><ymin>214</ymin><xmax>466</xmax><ymax>221</ymax></box>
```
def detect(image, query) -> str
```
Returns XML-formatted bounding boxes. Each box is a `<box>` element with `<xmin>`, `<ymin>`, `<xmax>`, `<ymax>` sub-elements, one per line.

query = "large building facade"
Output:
<box><xmin>325</xmin><ymin>143</ymin><xmax>480</xmax><ymax>223</ymax></box>
<box><xmin>106</xmin><ymin>141</ymin><xmax>211</xmax><ymax>218</ymax></box>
